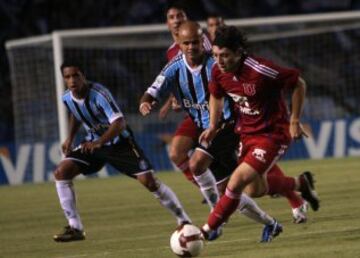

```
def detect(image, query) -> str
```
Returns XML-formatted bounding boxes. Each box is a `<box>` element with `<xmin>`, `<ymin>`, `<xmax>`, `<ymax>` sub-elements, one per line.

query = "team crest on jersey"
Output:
<box><xmin>252</xmin><ymin>148</ymin><xmax>267</xmax><ymax>163</ymax></box>
<box><xmin>242</xmin><ymin>83</ymin><xmax>256</xmax><ymax>96</ymax></box>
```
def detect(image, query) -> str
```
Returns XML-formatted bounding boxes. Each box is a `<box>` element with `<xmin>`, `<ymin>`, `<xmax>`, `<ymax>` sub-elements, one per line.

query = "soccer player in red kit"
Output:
<box><xmin>165</xmin><ymin>4</ymin><xmax>212</xmax><ymax>61</ymax></box>
<box><xmin>199</xmin><ymin>26</ymin><xmax>320</xmax><ymax>239</ymax></box>
<box><xmin>206</xmin><ymin>14</ymin><xmax>225</xmax><ymax>43</ymax></box>
<box><xmin>164</xmin><ymin>5</ymin><xmax>310</xmax><ymax>225</ymax></box>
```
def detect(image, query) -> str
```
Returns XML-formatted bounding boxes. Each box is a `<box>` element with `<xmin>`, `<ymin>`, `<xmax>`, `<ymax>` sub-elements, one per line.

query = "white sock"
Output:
<box><xmin>194</xmin><ymin>169</ymin><xmax>219</xmax><ymax>210</ymax></box>
<box><xmin>152</xmin><ymin>182</ymin><xmax>192</xmax><ymax>225</ymax></box>
<box><xmin>238</xmin><ymin>193</ymin><xmax>274</xmax><ymax>225</ymax></box>
<box><xmin>55</xmin><ymin>180</ymin><xmax>84</xmax><ymax>230</ymax></box>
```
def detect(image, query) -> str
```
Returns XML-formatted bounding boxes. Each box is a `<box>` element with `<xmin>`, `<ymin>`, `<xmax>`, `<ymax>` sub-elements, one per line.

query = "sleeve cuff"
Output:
<box><xmin>146</xmin><ymin>88</ymin><xmax>159</xmax><ymax>100</ymax></box>
<box><xmin>109</xmin><ymin>113</ymin><xmax>123</xmax><ymax>124</ymax></box>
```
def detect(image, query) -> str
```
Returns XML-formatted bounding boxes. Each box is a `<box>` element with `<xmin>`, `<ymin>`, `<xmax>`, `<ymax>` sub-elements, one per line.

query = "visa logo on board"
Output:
<box><xmin>0</xmin><ymin>117</ymin><xmax>359</xmax><ymax>185</ymax></box>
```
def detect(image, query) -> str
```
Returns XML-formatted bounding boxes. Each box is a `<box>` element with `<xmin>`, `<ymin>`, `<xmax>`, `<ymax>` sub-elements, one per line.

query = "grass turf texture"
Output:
<box><xmin>1</xmin><ymin>157</ymin><xmax>359</xmax><ymax>258</ymax></box>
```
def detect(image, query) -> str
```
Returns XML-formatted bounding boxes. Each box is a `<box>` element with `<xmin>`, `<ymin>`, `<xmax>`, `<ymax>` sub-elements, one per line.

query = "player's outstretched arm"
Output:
<box><xmin>290</xmin><ymin>76</ymin><xmax>307</xmax><ymax>139</ymax></box>
<box><xmin>139</xmin><ymin>93</ymin><xmax>158</xmax><ymax>116</ymax></box>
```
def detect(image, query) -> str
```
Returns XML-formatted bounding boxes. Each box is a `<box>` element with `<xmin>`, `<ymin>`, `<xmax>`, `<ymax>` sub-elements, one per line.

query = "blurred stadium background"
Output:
<box><xmin>1</xmin><ymin>0</ymin><xmax>360</xmax><ymax>185</ymax></box>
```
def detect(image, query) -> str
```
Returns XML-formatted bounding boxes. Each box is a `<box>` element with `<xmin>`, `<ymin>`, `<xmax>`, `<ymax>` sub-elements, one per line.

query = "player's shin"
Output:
<box><xmin>238</xmin><ymin>193</ymin><xmax>274</xmax><ymax>225</ymax></box>
<box><xmin>266</xmin><ymin>174</ymin><xmax>296</xmax><ymax>196</ymax></box>
<box><xmin>205</xmin><ymin>188</ymin><xmax>241</xmax><ymax>231</ymax></box>
<box><xmin>283</xmin><ymin>190</ymin><xmax>304</xmax><ymax>208</ymax></box>
<box><xmin>268</xmin><ymin>165</ymin><xmax>304</xmax><ymax>208</ymax></box>
<box><xmin>193</xmin><ymin>169</ymin><xmax>219</xmax><ymax>209</ymax></box>
<box><xmin>152</xmin><ymin>181</ymin><xmax>192</xmax><ymax>225</ymax></box>
<box><xmin>55</xmin><ymin>180</ymin><xmax>84</xmax><ymax>230</ymax></box>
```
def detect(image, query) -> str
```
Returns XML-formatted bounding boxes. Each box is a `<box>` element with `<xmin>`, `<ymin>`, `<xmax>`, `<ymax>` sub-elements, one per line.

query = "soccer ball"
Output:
<box><xmin>170</xmin><ymin>224</ymin><xmax>204</xmax><ymax>257</ymax></box>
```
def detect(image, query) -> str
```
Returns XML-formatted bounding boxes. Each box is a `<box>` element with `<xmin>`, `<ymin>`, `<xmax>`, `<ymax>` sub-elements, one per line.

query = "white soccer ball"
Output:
<box><xmin>170</xmin><ymin>224</ymin><xmax>204</xmax><ymax>257</ymax></box>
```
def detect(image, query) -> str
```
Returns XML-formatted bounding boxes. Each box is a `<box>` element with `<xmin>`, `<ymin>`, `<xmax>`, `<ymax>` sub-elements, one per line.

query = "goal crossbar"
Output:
<box><xmin>5</xmin><ymin>10</ymin><xmax>360</xmax><ymax>150</ymax></box>
<box><xmin>6</xmin><ymin>10</ymin><xmax>360</xmax><ymax>48</ymax></box>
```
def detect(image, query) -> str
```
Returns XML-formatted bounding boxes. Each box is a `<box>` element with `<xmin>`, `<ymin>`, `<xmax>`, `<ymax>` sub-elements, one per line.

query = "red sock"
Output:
<box><xmin>207</xmin><ymin>188</ymin><xmax>240</xmax><ymax>229</ymax></box>
<box><xmin>267</xmin><ymin>165</ymin><xmax>303</xmax><ymax>208</ymax></box>
<box><xmin>177</xmin><ymin>159</ymin><xmax>198</xmax><ymax>186</ymax></box>
<box><xmin>283</xmin><ymin>190</ymin><xmax>303</xmax><ymax>208</ymax></box>
<box><xmin>267</xmin><ymin>168</ymin><xmax>296</xmax><ymax>195</ymax></box>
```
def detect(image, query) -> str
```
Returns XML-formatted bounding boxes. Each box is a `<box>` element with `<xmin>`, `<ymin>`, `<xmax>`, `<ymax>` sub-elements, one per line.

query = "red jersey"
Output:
<box><xmin>209</xmin><ymin>56</ymin><xmax>300</xmax><ymax>143</ymax></box>
<box><xmin>166</xmin><ymin>33</ymin><xmax>213</xmax><ymax>61</ymax></box>
<box><xmin>166</xmin><ymin>42</ymin><xmax>181</xmax><ymax>61</ymax></box>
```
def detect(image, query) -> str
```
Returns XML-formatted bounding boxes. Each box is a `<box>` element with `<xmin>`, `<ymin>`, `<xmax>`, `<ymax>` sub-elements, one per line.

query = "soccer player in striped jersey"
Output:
<box><xmin>53</xmin><ymin>61</ymin><xmax>191</xmax><ymax>242</ymax></box>
<box><xmin>140</xmin><ymin>21</ymin><xmax>282</xmax><ymax>242</ymax></box>
<box><xmin>159</xmin><ymin>3</ymin><xmax>213</xmax><ymax>120</ymax></box>
<box><xmin>159</xmin><ymin>3</ymin><xmax>214</xmax><ymax>190</ymax></box>
<box><xmin>199</xmin><ymin>26</ymin><xmax>320</xmax><ymax>240</ymax></box>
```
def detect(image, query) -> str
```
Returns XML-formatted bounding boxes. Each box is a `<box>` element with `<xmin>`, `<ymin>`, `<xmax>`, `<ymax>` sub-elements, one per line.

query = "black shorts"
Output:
<box><xmin>198</xmin><ymin>122</ymin><xmax>239</xmax><ymax>183</ymax></box>
<box><xmin>65</xmin><ymin>136</ymin><xmax>153</xmax><ymax>178</ymax></box>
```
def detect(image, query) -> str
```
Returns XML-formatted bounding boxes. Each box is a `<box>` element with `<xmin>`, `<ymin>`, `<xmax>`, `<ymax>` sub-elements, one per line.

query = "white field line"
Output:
<box><xmin>54</xmin><ymin>225</ymin><xmax>360</xmax><ymax>258</ymax></box>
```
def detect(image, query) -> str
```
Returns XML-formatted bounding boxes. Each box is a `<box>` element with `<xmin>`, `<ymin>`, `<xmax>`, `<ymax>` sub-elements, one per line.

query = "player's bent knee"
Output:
<box><xmin>54</xmin><ymin>160</ymin><xmax>82</xmax><ymax>180</ymax></box>
<box><xmin>137</xmin><ymin>173</ymin><xmax>158</xmax><ymax>191</ymax></box>
<box><xmin>168</xmin><ymin>151</ymin><xmax>179</xmax><ymax>163</ymax></box>
<box><xmin>168</xmin><ymin>149</ymin><xmax>186</xmax><ymax>164</ymax></box>
<box><xmin>53</xmin><ymin>168</ymin><xmax>63</xmax><ymax>180</ymax></box>
<box><xmin>189</xmin><ymin>153</ymin><xmax>211</xmax><ymax>176</ymax></box>
<box><xmin>53</xmin><ymin>166</ymin><xmax>75</xmax><ymax>180</ymax></box>
<box><xmin>188</xmin><ymin>159</ymin><xmax>200</xmax><ymax>175</ymax></box>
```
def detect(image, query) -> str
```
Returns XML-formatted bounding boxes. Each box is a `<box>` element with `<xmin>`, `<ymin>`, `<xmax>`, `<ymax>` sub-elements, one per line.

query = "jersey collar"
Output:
<box><xmin>69</xmin><ymin>83</ymin><xmax>90</xmax><ymax>103</ymax></box>
<box><xmin>182</xmin><ymin>54</ymin><xmax>203</xmax><ymax>74</ymax></box>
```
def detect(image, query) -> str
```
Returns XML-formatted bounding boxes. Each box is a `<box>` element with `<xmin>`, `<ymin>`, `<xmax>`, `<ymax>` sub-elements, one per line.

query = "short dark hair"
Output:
<box><xmin>165</xmin><ymin>1</ymin><xmax>187</xmax><ymax>16</ymax></box>
<box><xmin>207</xmin><ymin>13</ymin><xmax>223</xmax><ymax>21</ymax></box>
<box><xmin>60</xmin><ymin>60</ymin><xmax>85</xmax><ymax>75</ymax></box>
<box><xmin>213</xmin><ymin>26</ymin><xmax>248</xmax><ymax>53</ymax></box>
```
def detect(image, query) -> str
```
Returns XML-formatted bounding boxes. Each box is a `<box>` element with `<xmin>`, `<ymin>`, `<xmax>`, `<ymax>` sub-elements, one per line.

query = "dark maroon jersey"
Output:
<box><xmin>209</xmin><ymin>55</ymin><xmax>300</xmax><ymax>142</ymax></box>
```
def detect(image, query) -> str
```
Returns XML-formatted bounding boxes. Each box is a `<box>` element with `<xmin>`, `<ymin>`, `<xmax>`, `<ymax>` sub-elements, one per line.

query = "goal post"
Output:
<box><xmin>52</xmin><ymin>32</ymin><xmax>66</xmax><ymax>145</ymax></box>
<box><xmin>5</xmin><ymin>11</ymin><xmax>360</xmax><ymax>172</ymax></box>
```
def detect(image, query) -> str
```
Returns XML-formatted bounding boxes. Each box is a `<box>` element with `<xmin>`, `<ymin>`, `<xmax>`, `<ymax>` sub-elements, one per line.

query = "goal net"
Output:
<box><xmin>6</xmin><ymin>11</ymin><xmax>360</xmax><ymax>171</ymax></box>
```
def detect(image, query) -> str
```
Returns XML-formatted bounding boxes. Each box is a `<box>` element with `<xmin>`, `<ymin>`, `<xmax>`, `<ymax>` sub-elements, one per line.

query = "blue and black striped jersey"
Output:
<box><xmin>62</xmin><ymin>82</ymin><xmax>129</xmax><ymax>145</ymax></box>
<box><xmin>147</xmin><ymin>53</ymin><xmax>234</xmax><ymax>129</ymax></box>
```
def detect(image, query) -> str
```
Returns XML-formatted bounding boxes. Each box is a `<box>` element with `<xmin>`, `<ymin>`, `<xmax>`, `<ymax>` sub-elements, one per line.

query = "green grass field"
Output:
<box><xmin>1</xmin><ymin>157</ymin><xmax>360</xmax><ymax>258</ymax></box>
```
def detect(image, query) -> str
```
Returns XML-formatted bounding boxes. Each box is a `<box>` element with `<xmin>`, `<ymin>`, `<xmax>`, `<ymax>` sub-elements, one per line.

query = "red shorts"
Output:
<box><xmin>237</xmin><ymin>135</ymin><xmax>289</xmax><ymax>175</ymax></box>
<box><xmin>174</xmin><ymin>116</ymin><xmax>200</xmax><ymax>140</ymax></box>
